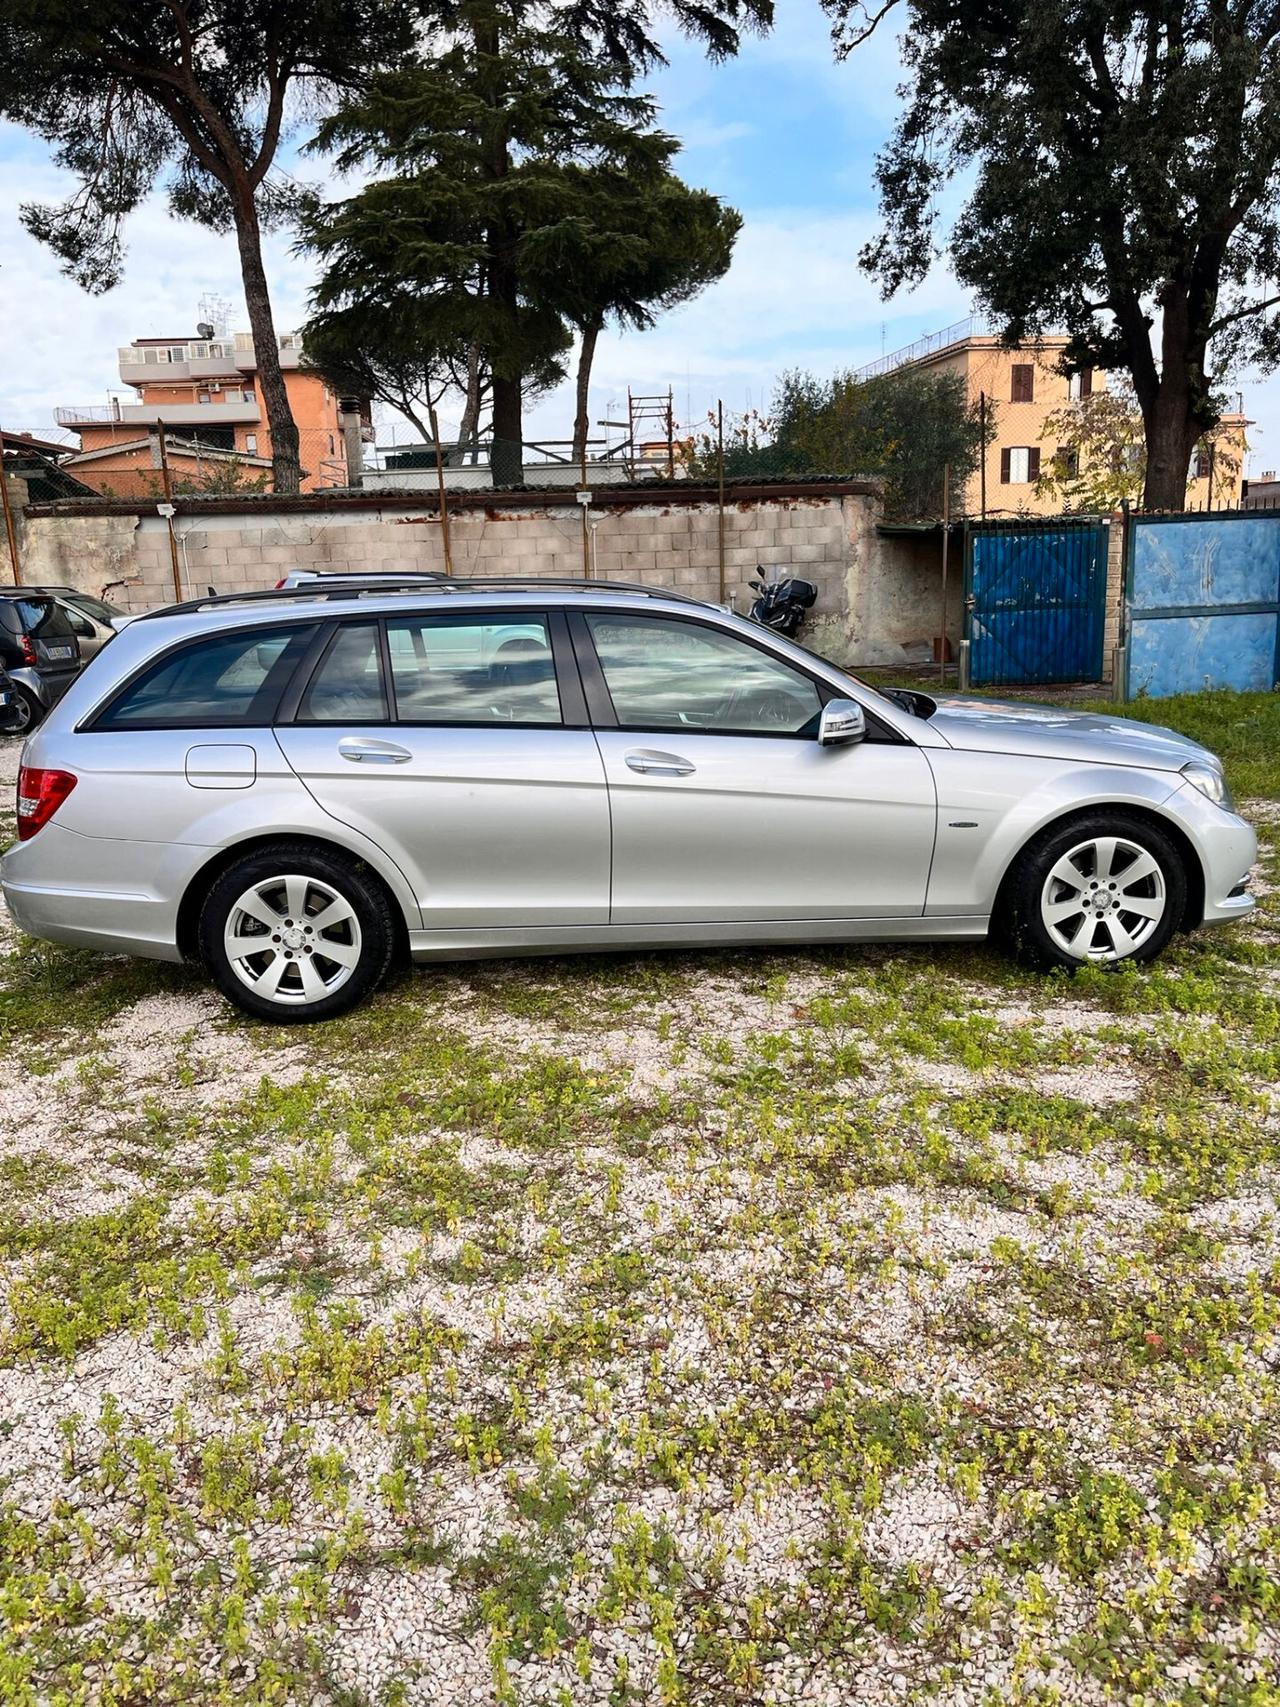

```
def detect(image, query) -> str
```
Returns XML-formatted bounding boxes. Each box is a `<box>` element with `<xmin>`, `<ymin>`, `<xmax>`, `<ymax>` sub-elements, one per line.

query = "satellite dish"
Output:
<box><xmin>196</xmin><ymin>321</ymin><xmax>215</xmax><ymax>339</ymax></box>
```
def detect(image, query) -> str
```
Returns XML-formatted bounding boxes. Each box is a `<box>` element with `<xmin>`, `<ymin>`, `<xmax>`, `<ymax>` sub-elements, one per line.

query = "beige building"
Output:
<box><xmin>858</xmin><ymin>317</ymin><xmax>1246</xmax><ymax>515</ymax></box>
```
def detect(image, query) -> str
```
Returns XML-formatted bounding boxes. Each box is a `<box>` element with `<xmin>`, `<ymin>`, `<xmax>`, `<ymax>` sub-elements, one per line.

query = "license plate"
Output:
<box><xmin>46</xmin><ymin>645</ymin><xmax>74</xmax><ymax>660</ymax></box>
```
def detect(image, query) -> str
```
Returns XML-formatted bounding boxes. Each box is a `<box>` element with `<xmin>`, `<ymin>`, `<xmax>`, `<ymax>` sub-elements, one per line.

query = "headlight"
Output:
<box><xmin>1182</xmin><ymin>762</ymin><xmax>1233</xmax><ymax>809</ymax></box>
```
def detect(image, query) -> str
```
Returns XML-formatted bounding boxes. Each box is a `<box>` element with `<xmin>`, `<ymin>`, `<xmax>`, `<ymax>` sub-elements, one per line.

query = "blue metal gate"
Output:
<box><xmin>965</xmin><ymin>519</ymin><xmax>1109</xmax><ymax>687</ymax></box>
<box><xmin>1126</xmin><ymin>513</ymin><xmax>1280</xmax><ymax>698</ymax></box>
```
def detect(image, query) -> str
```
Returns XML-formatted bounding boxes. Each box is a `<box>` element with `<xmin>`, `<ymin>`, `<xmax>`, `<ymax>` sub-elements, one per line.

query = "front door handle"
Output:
<box><xmin>338</xmin><ymin>737</ymin><xmax>412</xmax><ymax>765</ymax></box>
<box><xmin>625</xmin><ymin>749</ymin><xmax>696</xmax><ymax>777</ymax></box>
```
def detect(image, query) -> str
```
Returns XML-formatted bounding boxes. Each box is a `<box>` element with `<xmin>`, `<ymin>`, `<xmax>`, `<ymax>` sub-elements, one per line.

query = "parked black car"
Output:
<box><xmin>0</xmin><ymin>659</ymin><xmax>17</xmax><ymax>734</ymax></box>
<box><xmin>0</xmin><ymin>592</ymin><xmax>81</xmax><ymax>734</ymax></box>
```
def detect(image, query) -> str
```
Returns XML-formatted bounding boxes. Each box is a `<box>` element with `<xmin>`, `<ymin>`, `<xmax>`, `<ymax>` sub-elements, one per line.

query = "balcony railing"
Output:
<box><xmin>118</xmin><ymin>401</ymin><xmax>260</xmax><ymax>426</ymax></box>
<box><xmin>234</xmin><ymin>331</ymin><xmax>303</xmax><ymax>368</ymax></box>
<box><xmin>118</xmin><ymin>340</ymin><xmax>238</xmax><ymax>367</ymax></box>
<box><xmin>853</xmin><ymin>315</ymin><xmax>988</xmax><ymax>382</ymax></box>
<box><xmin>55</xmin><ymin>403</ymin><xmax>122</xmax><ymax>425</ymax></box>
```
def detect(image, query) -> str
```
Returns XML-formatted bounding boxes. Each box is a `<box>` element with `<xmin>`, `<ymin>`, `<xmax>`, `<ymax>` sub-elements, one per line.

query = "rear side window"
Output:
<box><xmin>296</xmin><ymin>623</ymin><xmax>388</xmax><ymax>723</ymax></box>
<box><xmin>94</xmin><ymin>623</ymin><xmax>317</xmax><ymax>730</ymax></box>
<box><xmin>386</xmin><ymin>615</ymin><xmax>561</xmax><ymax>725</ymax></box>
<box><xmin>0</xmin><ymin>597</ymin><xmax>74</xmax><ymax>639</ymax></box>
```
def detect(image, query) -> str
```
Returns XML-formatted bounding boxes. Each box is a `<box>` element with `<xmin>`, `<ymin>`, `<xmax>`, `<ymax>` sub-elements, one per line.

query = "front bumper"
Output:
<box><xmin>1167</xmin><ymin>781</ymin><xmax>1259</xmax><ymax>927</ymax></box>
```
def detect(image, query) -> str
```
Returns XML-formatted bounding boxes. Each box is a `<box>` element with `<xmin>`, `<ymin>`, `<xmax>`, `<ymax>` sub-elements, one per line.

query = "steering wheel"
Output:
<box><xmin>716</xmin><ymin>684</ymin><xmax>811</xmax><ymax>730</ymax></box>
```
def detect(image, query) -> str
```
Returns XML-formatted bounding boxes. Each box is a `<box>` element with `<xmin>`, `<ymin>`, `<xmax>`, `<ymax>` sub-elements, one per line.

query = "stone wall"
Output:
<box><xmin>11</xmin><ymin>480</ymin><xmax>968</xmax><ymax>667</ymax></box>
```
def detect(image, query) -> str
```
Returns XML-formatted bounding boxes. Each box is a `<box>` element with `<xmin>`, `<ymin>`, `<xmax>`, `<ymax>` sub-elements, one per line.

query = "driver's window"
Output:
<box><xmin>587</xmin><ymin>614</ymin><xmax>822</xmax><ymax>736</ymax></box>
<box><xmin>65</xmin><ymin>609</ymin><xmax>94</xmax><ymax>638</ymax></box>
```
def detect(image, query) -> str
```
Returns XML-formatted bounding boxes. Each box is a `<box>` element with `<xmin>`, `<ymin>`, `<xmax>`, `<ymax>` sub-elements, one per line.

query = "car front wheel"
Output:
<box><xmin>199</xmin><ymin>844</ymin><xmax>396</xmax><ymax>1022</ymax></box>
<box><xmin>1003</xmin><ymin>812</ymin><xmax>1187</xmax><ymax>969</ymax></box>
<box><xmin>6</xmin><ymin>686</ymin><xmax>40</xmax><ymax>736</ymax></box>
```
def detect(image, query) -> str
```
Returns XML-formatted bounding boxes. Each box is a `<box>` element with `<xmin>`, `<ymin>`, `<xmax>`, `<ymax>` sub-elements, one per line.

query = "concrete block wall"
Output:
<box><xmin>13</xmin><ymin>480</ymin><xmax>972</xmax><ymax>667</ymax></box>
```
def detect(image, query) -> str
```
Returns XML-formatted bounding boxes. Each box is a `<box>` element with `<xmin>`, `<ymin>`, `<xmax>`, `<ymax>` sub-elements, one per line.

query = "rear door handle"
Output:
<box><xmin>624</xmin><ymin>749</ymin><xmax>696</xmax><ymax>777</ymax></box>
<box><xmin>338</xmin><ymin>737</ymin><xmax>412</xmax><ymax>765</ymax></box>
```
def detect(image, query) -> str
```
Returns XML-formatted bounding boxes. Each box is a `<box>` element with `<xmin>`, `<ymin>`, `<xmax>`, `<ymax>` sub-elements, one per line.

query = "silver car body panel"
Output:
<box><xmin>593</xmin><ymin>730</ymin><xmax>937</xmax><ymax>922</ymax></box>
<box><xmin>276</xmin><ymin>723</ymin><xmax>611</xmax><ymax>928</ymax></box>
<box><xmin>0</xmin><ymin>588</ymin><xmax>1258</xmax><ymax>967</ymax></box>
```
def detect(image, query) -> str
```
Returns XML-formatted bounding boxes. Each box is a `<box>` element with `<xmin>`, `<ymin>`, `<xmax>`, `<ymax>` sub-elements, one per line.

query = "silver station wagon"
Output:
<box><xmin>1</xmin><ymin>578</ymin><xmax>1257</xmax><ymax>1023</ymax></box>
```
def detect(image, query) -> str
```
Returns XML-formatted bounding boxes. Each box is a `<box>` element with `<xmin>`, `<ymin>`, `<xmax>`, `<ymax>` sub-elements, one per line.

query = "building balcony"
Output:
<box><xmin>234</xmin><ymin>332</ymin><xmax>303</xmax><ymax>371</ymax></box>
<box><xmin>118</xmin><ymin>401</ymin><xmax>261</xmax><ymax>427</ymax></box>
<box><xmin>114</xmin><ymin>333</ymin><xmax>304</xmax><ymax>383</ymax></box>
<box><xmin>55</xmin><ymin>403</ymin><xmax>123</xmax><ymax>426</ymax></box>
<box><xmin>117</xmin><ymin>340</ymin><xmax>241</xmax><ymax>384</ymax></box>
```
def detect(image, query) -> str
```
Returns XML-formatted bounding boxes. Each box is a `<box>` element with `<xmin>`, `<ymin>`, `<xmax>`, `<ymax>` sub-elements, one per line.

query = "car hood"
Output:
<box><xmin>924</xmin><ymin>694</ymin><xmax>1214</xmax><ymax>773</ymax></box>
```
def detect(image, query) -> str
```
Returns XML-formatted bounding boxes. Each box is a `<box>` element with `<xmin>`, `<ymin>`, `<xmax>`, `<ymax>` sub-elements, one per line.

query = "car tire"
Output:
<box><xmin>1001</xmin><ymin>811</ymin><xmax>1187</xmax><ymax>970</ymax></box>
<box><xmin>198</xmin><ymin>843</ymin><xmax>397</xmax><ymax>1023</ymax></box>
<box><xmin>7</xmin><ymin>686</ymin><xmax>41</xmax><ymax>736</ymax></box>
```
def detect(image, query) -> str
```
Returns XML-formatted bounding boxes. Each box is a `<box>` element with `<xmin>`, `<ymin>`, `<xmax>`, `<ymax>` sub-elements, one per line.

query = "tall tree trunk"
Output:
<box><xmin>1142</xmin><ymin>389</ymin><xmax>1200</xmax><ymax>510</ymax></box>
<box><xmin>231</xmin><ymin>186</ymin><xmax>300</xmax><ymax>496</ymax></box>
<box><xmin>1140</xmin><ymin>288</ymin><xmax>1208</xmax><ymax>511</ymax></box>
<box><xmin>449</xmin><ymin>345</ymin><xmax>484</xmax><ymax>466</ymax></box>
<box><xmin>572</xmin><ymin>319</ymin><xmax>601</xmax><ymax>467</ymax></box>
<box><xmin>474</xmin><ymin>10</ymin><xmax>522</xmax><ymax>488</ymax></box>
<box><xmin>490</xmin><ymin>372</ymin><xmax>523</xmax><ymax>486</ymax></box>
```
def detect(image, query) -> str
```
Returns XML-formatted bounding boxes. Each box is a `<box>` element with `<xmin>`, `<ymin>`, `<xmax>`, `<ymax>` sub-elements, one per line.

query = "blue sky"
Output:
<box><xmin>1</xmin><ymin>0</ymin><xmax>1278</xmax><ymax>470</ymax></box>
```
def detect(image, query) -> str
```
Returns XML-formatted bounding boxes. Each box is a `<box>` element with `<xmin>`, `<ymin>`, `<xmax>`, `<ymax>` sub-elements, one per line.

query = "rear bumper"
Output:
<box><xmin>0</xmin><ymin>825</ymin><xmax>187</xmax><ymax>962</ymax></box>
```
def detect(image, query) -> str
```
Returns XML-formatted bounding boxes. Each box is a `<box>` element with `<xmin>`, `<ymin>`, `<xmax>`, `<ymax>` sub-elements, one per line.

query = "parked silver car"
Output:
<box><xmin>1</xmin><ymin>579</ymin><xmax>1256</xmax><ymax>1022</ymax></box>
<box><xmin>34</xmin><ymin>587</ymin><xmax>129</xmax><ymax>661</ymax></box>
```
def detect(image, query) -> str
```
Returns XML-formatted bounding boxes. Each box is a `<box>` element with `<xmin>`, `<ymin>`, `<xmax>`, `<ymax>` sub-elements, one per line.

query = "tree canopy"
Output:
<box><xmin>302</xmin><ymin>0</ymin><xmax>740</xmax><ymax>483</ymax></box>
<box><xmin>826</xmin><ymin>0</ymin><xmax>1280</xmax><ymax>509</ymax></box>
<box><xmin>0</xmin><ymin>1</ymin><xmax>422</xmax><ymax>493</ymax></box>
<box><xmin>685</xmin><ymin>366</ymin><xmax>988</xmax><ymax>517</ymax></box>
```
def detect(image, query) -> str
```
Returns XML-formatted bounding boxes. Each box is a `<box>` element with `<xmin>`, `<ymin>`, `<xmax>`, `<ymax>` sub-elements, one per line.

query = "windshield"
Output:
<box><xmin>66</xmin><ymin>591</ymin><xmax>124</xmax><ymax>623</ymax></box>
<box><xmin>791</xmin><ymin>638</ymin><xmax>938</xmax><ymax>720</ymax></box>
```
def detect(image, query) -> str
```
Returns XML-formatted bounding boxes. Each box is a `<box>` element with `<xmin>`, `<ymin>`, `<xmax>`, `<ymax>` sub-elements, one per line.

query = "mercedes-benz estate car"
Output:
<box><xmin>0</xmin><ymin>579</ymin><xmax>1256</xmax><ymax>1023</ymax></box>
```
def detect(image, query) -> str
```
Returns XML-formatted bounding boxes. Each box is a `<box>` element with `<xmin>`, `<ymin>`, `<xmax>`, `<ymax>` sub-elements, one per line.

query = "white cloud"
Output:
<box><xmin>0</xmin><ymin>133</ymin><xmax>313</xmax><ymax>435</ymax></box>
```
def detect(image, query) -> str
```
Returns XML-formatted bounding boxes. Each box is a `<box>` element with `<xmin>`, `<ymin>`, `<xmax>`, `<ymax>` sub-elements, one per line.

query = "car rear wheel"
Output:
<box><xmin>199</xmin><ymin>844</ymin><xmax>396</xmax><ymax>1023</ymax></box>
<box><xmin>1002</xmin><ymin>812</ymin><xmax>1187</xmax><ymax>969</ymax></box>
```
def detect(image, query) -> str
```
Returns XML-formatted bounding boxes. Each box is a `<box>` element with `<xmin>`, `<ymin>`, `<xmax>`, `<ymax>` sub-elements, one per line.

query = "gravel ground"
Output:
<box><xmin>2</xmin><ymin>727</ymin><xmax>1279</xmax><ymax>1706</ymax></box>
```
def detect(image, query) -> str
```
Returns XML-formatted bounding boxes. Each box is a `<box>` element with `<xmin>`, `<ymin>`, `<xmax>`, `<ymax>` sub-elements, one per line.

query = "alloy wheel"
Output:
<box><xmin>7</xmin><ymin>690</ymin><xmax>34</xmax><ymax>735</ymax></box>
<box><xmin>223</xmin><ymin>873</ymin><xmax>363</xmax><ymax>1005</ymax></box>
<box><xmin>1039</xmin><ymin>835</ymin><xmax>1167</xmax><ymax>962</ymax></box>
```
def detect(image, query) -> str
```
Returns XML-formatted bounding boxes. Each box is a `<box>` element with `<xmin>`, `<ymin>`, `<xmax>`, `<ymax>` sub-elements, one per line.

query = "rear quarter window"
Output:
<box><xmin>92</xmin><ymin>623</ymin><xmax>317</xmax><ymax>730</ymax></box>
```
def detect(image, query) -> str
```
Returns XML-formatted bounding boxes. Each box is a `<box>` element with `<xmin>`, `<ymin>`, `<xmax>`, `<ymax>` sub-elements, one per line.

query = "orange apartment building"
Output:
<box><xmin>57</xmin><ymin>332</ymin><xmax>361</xmax><ymax>496</ymax></box>
<box><xmin>857</xmin><ymin>317</ymin><xmax>1248</xmax><ymax>515</ymax></box>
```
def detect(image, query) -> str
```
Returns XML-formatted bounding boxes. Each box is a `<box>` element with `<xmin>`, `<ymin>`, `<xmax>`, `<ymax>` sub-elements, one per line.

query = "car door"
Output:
<box><xmin>274</xmin><ymin>609</ymin><xmax>611</xmax><ymax>930</ymax></box>
<box><xmin>574</xmin><ymin>610</ymin><xmax>937</xmax><ymax>924</ymax></box>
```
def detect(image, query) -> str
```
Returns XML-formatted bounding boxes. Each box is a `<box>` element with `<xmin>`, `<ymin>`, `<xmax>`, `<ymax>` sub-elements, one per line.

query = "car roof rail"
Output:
<box><xmin>133</xmin><ymin>576</ymin><xmax>712</xmax><ymax>620</ymax></box>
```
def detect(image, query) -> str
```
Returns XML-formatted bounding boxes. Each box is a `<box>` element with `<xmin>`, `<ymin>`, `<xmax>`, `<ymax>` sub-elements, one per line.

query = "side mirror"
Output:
<box><xmin>818</xmin><ymin>697</ymin><xmax>867</xmax><ymax>746</ymax></box>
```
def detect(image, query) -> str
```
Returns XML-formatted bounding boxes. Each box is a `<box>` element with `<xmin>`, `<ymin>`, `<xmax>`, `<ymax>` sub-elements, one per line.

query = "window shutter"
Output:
<box><xmin>1000</xmin><ymin>447</ymin><xmax>1011</xmax><ymax>484</ymax></box>
<box><xmin>1079</xmin><ymin>367</ymin><xmax>1093</xmax><ymax>398</ymax></box>
<box><xmin>1028</xmin><ymin>447</ymin><xmax>1041</xmax><ymax>481</ymax></box>
<box><xmin>1011</xmin><ymin>364</ymin><xmax>1034</xmax><ymax>403</ymax></box>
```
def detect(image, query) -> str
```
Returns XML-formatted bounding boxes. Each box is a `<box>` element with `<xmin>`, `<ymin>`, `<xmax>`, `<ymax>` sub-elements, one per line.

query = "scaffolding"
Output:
<box><xmin>625</xmin><ymin>388</ymin><xmax>676</xmax><ymax>479</ymax></box>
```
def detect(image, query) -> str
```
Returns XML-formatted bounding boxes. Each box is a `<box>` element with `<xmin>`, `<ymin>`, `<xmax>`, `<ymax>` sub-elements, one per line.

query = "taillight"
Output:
<box><xmin>274</xmin><ymin>577</ymin><xmax>287</xmax><ymax>589</ymax></box>
<box><xmin>16</xmin><ymin>766</ymin><xmax>77</xmax><ymax>841</ymax></box>
<box><xmin>19</xmin><ymin>633</ymin><xmax>37</xmax><ymax>666</ymax></box>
